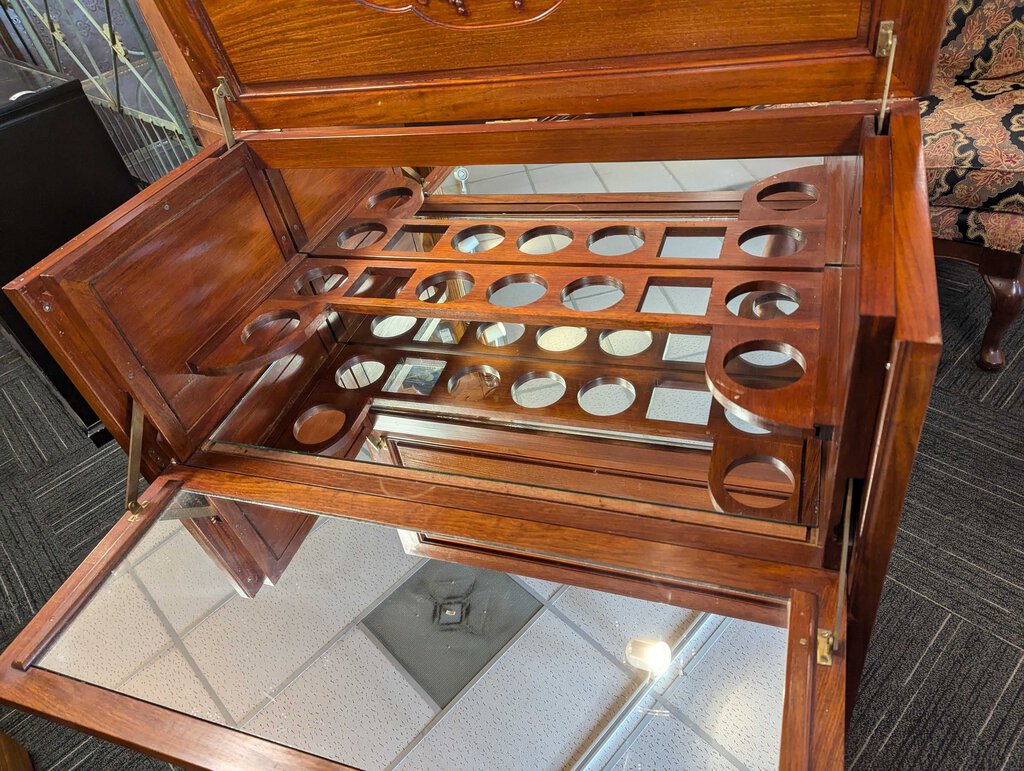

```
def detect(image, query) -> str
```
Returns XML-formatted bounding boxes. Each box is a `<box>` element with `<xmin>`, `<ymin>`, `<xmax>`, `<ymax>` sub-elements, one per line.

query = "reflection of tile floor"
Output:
<box><xmin>39</xmin><ymin>504</ymin><xmax>787</xmax><ymax>770</ymax></box>
<box><xmin>437</xmin><ymin>159</ymin><xmax>823</xmax><ymax>197</ymax></box>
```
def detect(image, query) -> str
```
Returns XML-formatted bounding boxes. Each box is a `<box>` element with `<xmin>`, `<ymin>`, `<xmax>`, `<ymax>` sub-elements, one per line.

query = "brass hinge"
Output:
<box><xmin>125</xmin><ymin>399</ymin><xmax>148</xmax><ymax>522</ymax></box>
<box><xmin>817</xmin><ymin>629</ymin><xmax>835</xmax><ymax>666</ymax></box>
<box><xmin>212</xmin><ymin>76</ymin><xmax>237</xmax><ymax>149</ymax></box>
<box><xmin>875</xmin><ymin>20</ymin><xmax>898</xmax><ymax>135</ymax></box>
<box><xmin>818</xmin><ymin>480</ymin><xmax>855</xmax><ymax>666</ymax></box>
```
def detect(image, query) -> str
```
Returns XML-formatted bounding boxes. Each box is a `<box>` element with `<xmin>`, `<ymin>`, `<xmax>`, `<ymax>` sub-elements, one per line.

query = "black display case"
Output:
<box><xmin>0</xmin><ymin>56</ymin><xmax>138</xmax><ymax>442</ymax></box>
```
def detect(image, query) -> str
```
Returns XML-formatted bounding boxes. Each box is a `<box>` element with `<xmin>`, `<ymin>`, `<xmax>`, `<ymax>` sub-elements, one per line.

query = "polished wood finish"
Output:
<box><xmin>933</xmin><ymin>237</ymin><xmax>1024</xmax><ymax>371</ymax></box>
<box><xmin>3</xmin><ymin>144</ymin><xmax>294</xmax><ymax>464</ymax></box>
<box><xmin>148</xmin><ymin>0</ymin><xmax>942</xmax><ymax>130</ymax></box>
<box><xmin>846</xmin><ymin>104</ymin><xmax>941</xmax><ymax>716</ymax></box>
<box><xmin>266</xmin><ymin>167</ymin><xmax>384</xmax><ymax>252</ymax></box>
<box><xmin>0</xmin><ymin>88</ymin><xmax>942</xmax><ymax>770</ymax></box>
<box><xmin>0</xmin><ymin>732</ymin><xmax>32</xmax><ymax>771</ymax></box>
<box><xmin>246</xmin><ymin>105</ymin><xmax>876</xmax><ymax>169</ymax></box>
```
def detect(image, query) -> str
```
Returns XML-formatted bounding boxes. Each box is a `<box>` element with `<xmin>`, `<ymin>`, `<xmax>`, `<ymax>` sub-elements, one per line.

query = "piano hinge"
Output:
<box><xmin>124</xmin><ymin>399</ymin><xmax>148</xmax><ymax>522</ymax></box>
<box><xmin>212</xmin><ymin>75</ymin><xmax>237</xmax><ymax>149</ymax></box>
<box><xmin>875</xmin><ymin>20</ymin><xmax>898</xmax><ymax>135</ymax></box>
<box><xmin>818</xmin><ymin>479</ymin><xmax>855</xmax><ymax>666</ymax></box>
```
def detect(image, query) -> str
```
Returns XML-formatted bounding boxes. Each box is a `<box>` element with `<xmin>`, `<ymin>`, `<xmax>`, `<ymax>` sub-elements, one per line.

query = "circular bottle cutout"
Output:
<box><xmin>293</xmin><ymin>405</ymin><xmax>347</xmax><ymax>446</ymax></box>
<box><xmin>536</xmin><ymin>326</ymin><xmax>587</xmax><ymax>352</ymax></box>
<box><xmin>756</xmin><ymin>181</ymin><xmax>818</xmax><ymax>211</ymax></box>
<box><xmin>367</xmin><ymin>186</ymin><xmax>414</xmax><ymax>212</ymax></box>
<box><xmin>486</xmin><ymin>274</ymin><xmax>548</xmax><ymax>307</ymax></box>
<box><xmin>337</xmin><ymin>223</ymin><xmax>387</xmax><ymax>250</ymax></box>
<box><xmin>511</xmin><ymin>371</ymin><xmax>567</xmax><ymax>409</ymax></box>
<box><xmin>598</xmin><ymin>329</ymin><xmax>653</xmax><ymax>357</ymax></box>
<box><xmin>293</xmin><ymin>266</ymin><xmax>348</xmax><ymax>296</ymax></box>
<box><xmin>561</xmin><ymin>276</ymin><xmax>625</xmax><ymax>311</ymax></box>
<box><xmin>241</xmin><ymin>310</ymin><xmax>301</xmax><ymax>348</ymax></box>
<box><xmin>726</xmin><ymin>281</ymin><xmax>800</xmax><ymax>320</ymax></box>
<box><xmin>738</xmin><ymin>225</ymin><xmax>806</xmax><ymax>257</ymax></box>
<box><xmin>452</xmin><ymin>225</ymin><xmax>505</xmax><ymax>254</ymax></box>
<box><xmin>577</xmin><ymin>377</ymin><xmax>636</xmax><ymax>416</ymax></box>
<box><xmin>518</xmin><ymin>226</ymin><xmax>573</xmax><ymax>255</ymax></box>
<box><xmin>723</xmin><ymin>455</ymin><xmax>795</xmax><ymax>509</ymax></box>
<box><xmin>447</xmin><ymin>365</ymin><xmax>501</xmax><ymax>401</ymax></box>
<box><xmin>477</xmin><ymin>322</ymin><xmax>526</xmax><ymax>347</ymax></box>
<box><xmin>723</xmin><ymin>408</ymin><xmax>771</xmax><ymax>435</ymax></box>
<box><xmin>723</xmin><ymin>341</ymin><xmax>806</xmax><ymax>390</ymax></box>
<box><xmin>336</xmin><ymin>358</ymin><xmax>386</xmax><ymax>389</ymax></box>
<box><xmin>416</xmin><ymin>271</ymin><xmax>475</xmax><ymax>303</ymax></box>
<box><xmin>370</xmin><ymin>315</ymin><xmax>418</xmax><ymax>339</ymax></box>
<box><xmin>588</xmin><ymin>226</ymin><xmax>644</xmax><ymax>256</ymax></box>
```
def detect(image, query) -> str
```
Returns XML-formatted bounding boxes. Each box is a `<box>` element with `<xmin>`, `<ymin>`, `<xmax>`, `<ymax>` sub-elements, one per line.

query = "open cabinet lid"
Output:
<box><xmin>148</xmin><ymin>0</ymin><xmax>946</xmax><ymax>131</ymax></box>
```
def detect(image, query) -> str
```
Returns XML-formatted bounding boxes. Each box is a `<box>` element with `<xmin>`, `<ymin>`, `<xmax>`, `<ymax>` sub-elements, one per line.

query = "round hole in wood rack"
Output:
<box><xmin>561</xmin><ymin>276</ymin><xmax>625</xmax><ymax>311</ymax></box>
<box><xmin>536</xmin><ymin>326</ymin><xmax>587</xmax><ymax>352</ymax></box>
<box><xmin>370</xmin><ymin>315</ymin><xmax>418</xmax><ymax>339</ymax></box>
<box><xmin>337</xmin><ymin>223</ymin><xmax>387</xmax><ymax>250</ymax></box>
<box><xmin>725</xmin><ymin>281</ymin><xmax>801</xmax><ymax>320</ymax></box>
<box><xmin>448</xmin><ymin>365</ymin><xmax>501</xmax><ymax>401</ymax></box>
<box><xmin>598</xmin><ymin>329</ymin><xmax>653</xmax><ymax>357</ymax></box>
<box><xmin>416</xmin><ymin>271</ymin><xmax>475</xmax><ymax>303</ymax></box>
<box><xmin>755</xmin><ymin>181</ymin><xmax>819</xmax><ymax>211</ymax></box>
<box><xmin>477</xmin><ymin>321</ymin><xmax>525</xmax><ymax>347</ymax></box>
<box><xmin>336</xmin><ymin>357</ymin><xmax>386</xmax><ymax>389</ymax></box>
<box><xmin>240</xmin><ymin>309</ymin><xmax>301</xmax><ymax>348</ymax></box>
<box><xmin>724</xmin><ymin>407</ymin><xmax>771</xmax><ymax>435</ymax></box>
<box><xmin>511</xmin><ymin>371</ymin><xmax>567</xmax><ymax>409</ymax></box>
<box><xmin>738</xmin><ymin>225</ymin><xmax>806</xmax><ymax>257</ymax></box>
<box><xmin>293</xmin><ymin>265</ymin><xmax>349</xmax><ymax>296</ymax></box>
<box><xmin>517</xmin><ymin>225</ymin><xmax>573</xmax><ymax>255</ymax></box>
<box><xmin>723</xmin><ymin>340</ymin><xmax>806</xmax><ymax>390</ymax></box>
<box><xmin>293</xmin><ymin>405</ymin><xmax>347</xmax><ymax>446</ymax></box>
<box><xmin>587</xmin><ymin>226</ymin><xmax>644</xmax><ymax>256</ymax></box>
<box><xmin>486</xmin><ymin>273</ymin><xmax>548</xmax><ymax>307</ymax></box>
<box><xmin>452</xmin><ymin>224</ymin><xmax>505</xmax><ymax>254</ymax></box>
<box><xmin>367</xmin><ymin>186</ymin><xmax>415</xmax><ymax>212</ymax></box>
<box><xmin>577</xmin><ymin>376</ymin><xmax>636</xmax><ymax>416</ymax></box>
<box><xmin>722</xmin><ymin>454</ymin><xmax>795</xmax><ymax>508</ymax></box>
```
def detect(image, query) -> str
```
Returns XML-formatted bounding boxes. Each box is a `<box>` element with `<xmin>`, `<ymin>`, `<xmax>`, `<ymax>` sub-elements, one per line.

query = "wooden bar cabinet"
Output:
<box><xmin>0</xmin><ymin>0</ymin><xmax>944</xmax><ymax>767</ymax></box>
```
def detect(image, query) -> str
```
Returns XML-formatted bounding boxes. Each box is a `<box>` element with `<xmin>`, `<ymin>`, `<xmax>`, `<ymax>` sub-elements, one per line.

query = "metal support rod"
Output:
<box><xmin>876</xmin><ymin>33</ymin><xmax>898</xmax><ymax>135</ymax></box>
<box><xmin>124</xmin><ymin>399</ymin><xmax>145</xmax><ymax>520</ymax></box>
<box><xmin>833</xmin><ymin>479</ymin><xmax>854</xmax><ymax>648</ymax></box>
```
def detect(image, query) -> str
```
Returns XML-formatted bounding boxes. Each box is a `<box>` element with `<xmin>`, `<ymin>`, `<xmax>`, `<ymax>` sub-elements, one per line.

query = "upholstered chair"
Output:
<box><xmin>923</xmin><ymin>0</ymin><xmax>1024</xmax><ymax>370</ymax></box>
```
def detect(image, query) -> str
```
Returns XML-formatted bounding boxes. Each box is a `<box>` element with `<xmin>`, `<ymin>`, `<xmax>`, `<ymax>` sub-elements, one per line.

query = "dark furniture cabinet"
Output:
<box><xmin>0</xmin><ymin>57</ymin><xmax>138</xmax><ymax>439</ymax></box>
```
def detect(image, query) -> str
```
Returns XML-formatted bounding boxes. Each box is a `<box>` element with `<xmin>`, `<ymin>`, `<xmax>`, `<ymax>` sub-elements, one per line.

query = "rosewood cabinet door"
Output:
<box><xmin>0</xmin><ymin>470</ymin><xmax>845</xmax><ymax>769</ymax></box>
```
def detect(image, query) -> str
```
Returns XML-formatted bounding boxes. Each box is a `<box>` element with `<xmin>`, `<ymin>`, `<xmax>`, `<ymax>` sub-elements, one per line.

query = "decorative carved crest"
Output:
<box><xmin>353</xmin><ymin>0</ymin><xmax>561</xmax><ymax>29</ymax></box>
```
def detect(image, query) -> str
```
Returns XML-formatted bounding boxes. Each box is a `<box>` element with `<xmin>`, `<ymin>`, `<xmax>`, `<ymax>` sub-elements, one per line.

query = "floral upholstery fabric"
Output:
<box><xmin>932</xmin><ymin>204</ymin><xmax>1024</xmax><ymax>252</ymax></box>
<box><xmin>922</xmin><ymin>0</ymin><xmax>1024</xmax><ymax>252</ymax></box>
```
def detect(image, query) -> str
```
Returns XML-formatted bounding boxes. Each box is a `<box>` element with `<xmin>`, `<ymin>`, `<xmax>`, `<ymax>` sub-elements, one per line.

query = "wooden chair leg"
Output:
<box><xmin>979</xmin><ymin>272</ymin><xmax>1024</xmax><ymax>371</ymax></box>
<box><xmin>933</xmin><ymin>238</ymin><xmax>1024</xmax><ymax>371</ymax></box>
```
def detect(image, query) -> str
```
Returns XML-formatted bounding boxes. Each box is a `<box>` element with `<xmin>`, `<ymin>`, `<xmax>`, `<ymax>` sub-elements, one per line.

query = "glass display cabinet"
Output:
<box><xmin>0</xmin><ymin>0</ymin><xmax>945</xmax><ymax>767</ymax></box>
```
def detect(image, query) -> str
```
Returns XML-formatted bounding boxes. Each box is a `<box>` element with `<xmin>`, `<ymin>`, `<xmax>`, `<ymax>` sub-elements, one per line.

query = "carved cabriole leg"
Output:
<box><xmin>979</xmin><ymin>272</ymin><xmax>1024</xmax><ymax>371</ymax></box>
<box><xmin>932</xmin><ymin>238</ymin><xmax>1024</xmax><ymax>372</ymax></box>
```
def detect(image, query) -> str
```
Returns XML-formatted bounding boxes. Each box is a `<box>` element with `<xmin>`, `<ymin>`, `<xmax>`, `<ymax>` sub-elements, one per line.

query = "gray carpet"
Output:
<box><xmin>0</xmin><ymin>258</ymin><xmax>1020</xmax><ymax>769</ymax></box>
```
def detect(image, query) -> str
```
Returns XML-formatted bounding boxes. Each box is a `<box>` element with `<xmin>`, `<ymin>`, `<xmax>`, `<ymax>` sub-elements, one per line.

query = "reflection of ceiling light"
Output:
<box><xmin>626</xmin><ymin>638</ymin><xmax>672</xmax><ymax>674</ymax></box>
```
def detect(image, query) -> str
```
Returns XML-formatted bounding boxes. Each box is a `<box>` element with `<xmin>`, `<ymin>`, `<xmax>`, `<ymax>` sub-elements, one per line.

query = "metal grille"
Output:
<box><xmin>0</xmin><ymin>0</ymin><xmax>199</xmax><ymax>182</ymax></box>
